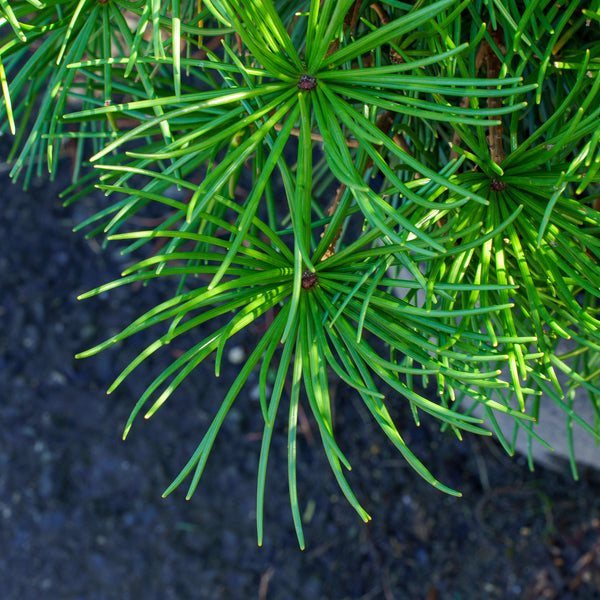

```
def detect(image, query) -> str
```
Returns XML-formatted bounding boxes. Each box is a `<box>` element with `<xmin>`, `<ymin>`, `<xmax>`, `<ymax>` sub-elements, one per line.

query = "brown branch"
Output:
<box><xmin>476</xmin><ymin>27</ymin><xmax>507</xmax><ymax>165</ymax></box>
<box><xmin>378</xmin><ymin>110</ymin><xmax>413</xmax><ymax>157</ymax></box>
<box><xmin>451</xmin><ymin>28</ymin><xmax>507</xmax><ymax>166</ymax></box>
<box><xmin>320</xmin><ymin>184</ymin><xmax>347</xmax><ymax>261</ymax></box>
<box><xmin>273</xmin><ymin>112</ymin><xmax>413</xmax><ymax>155</ymax></box>
<box><xmin>325</xmin><ymin>0</ymin><xmax>363</xmax><ymax>59</ymax></box>
<box><xmin>344</xmin><ymin>0</ymin><xmax>363</xmax><ymax>35</ymax></box>
<box><xmin>450</xmin><ymin>96</ymin><xmax>471</xmax><ymax>160</ymax></box>
<box><xmin>365</xmin><ymin>109</ymin><xmax>413</xmax><ymax>169</ymax></box>
<box><xmin>318</xmin><ymin>115</ymin><xmax>414</xmax><ymax>261</ymax></box>
<box><xmin>293</xmin><ymin>4</ymin><xmax>415</xmax><ymax>260</ymax></box>
<box><xmin>370</xmin><ymin>2</ymin><xmax>391</xmax><ymax>25</ymax></box>
<box><xmin>272</xmin><ymin>123</ymin><xmax>361</xmax><ymax>147</ymax></box>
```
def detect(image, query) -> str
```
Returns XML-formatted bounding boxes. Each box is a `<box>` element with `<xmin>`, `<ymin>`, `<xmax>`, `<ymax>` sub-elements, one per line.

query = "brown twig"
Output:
<box><xmin>273</xmin><ymin>119</ymin><xmax>412</xmax><ymax>157</ymax></box>
<box><xmin>258</xmin><ymin>567</ymin><xmax>275</xmax><ymax>600</ymax></box>
<box><xmin>476</xmin><ymin>26</ymin><xmax>507</xmax><ymax>165</ymax></box>
<box><xmin>317</xmin><ymin>111</ymin><xmax>415</xmax><ymax>260</ymax></box>
<box><xmin>345</xmin><ymin>0</ymin><xmax>363</xmax><ymax>34</ymax></box>
<box><xmin>370</xmin><ymin>2</ymin><xmax>391</xmax><ymax>25</ymax></box>
<box><xmin>320</xmin><ymin>184</ymin><xmax>347</xmax><ymax>261</ymax></box>
<box><xmin>370</xmin><ymin>2</ymin><xmax>405</xmax><ymax>64</ymax></box>
<box><xmin>298</xmin><ymin>3</ymin><xmax>414</xmax><ymax>260</ymax></box>
<box><xmin>325</xmin><ymin>0</ymin><xmax>362</xmax><ymax>59</ymax></box>
<box><xmin>273</xmin><ymin>123</ymin><xmax>360</xmax><ymax>148</ymax></box>
<box><xmin>451</xmin><ymin>28</ymin><xmax>507</xmax><ymax>165</ymax></box>
<box><xmin>450</xmin><ymin>96</ymin><xmax>471</xmax><ymax>160</ymax></box>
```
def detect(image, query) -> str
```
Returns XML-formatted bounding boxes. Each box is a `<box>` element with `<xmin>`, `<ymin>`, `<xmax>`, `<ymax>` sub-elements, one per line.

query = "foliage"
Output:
<box><xmin>2</xmin><ymin>0</ymin><xmax>600</xmax><ymax>547</ymax></box>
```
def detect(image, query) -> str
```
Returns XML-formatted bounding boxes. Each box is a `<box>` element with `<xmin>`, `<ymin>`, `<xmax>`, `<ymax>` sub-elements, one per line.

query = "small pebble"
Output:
<box><xmin>227</xmin><ymin>346</ymin><xmax>245</xmax><ymax>365</ymax></box>
<box><xmin>49</xmin><ymin>370</ymin><xmax>67</xmax><ymax>386</ymax></box>
<box><xmin>249</xmin><ymin>384</ymin><xmax>271</xmax><ymax>401</ymax></box>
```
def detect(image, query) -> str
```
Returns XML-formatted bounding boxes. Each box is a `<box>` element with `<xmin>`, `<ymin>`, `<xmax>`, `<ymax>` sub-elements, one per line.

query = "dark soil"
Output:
<box><xmin>2</xmin><ymin>150</ymin><xmax>600</xmax><ymax>600</ymax></box>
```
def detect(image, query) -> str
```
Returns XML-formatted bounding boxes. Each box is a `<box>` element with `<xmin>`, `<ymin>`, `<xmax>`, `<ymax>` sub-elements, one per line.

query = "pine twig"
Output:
<box><xmin>476</xmin><ymin>27</ymin><xmax>507</xmax><ymax>165</ymax></box>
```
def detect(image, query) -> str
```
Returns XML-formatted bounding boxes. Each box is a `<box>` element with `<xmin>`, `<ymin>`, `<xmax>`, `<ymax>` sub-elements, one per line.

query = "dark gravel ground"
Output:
<box><xmin>2</xmin><ymin>151</ymin><xmax>600</xmax><ymax>600</ymax></box>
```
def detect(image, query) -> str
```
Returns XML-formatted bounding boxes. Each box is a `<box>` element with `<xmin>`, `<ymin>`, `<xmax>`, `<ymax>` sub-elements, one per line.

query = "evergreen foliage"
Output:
<box><xmin>2</xmin><ymin>0</ymin><xmax>600</xmax><ymax>547</ymax></box>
